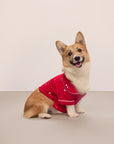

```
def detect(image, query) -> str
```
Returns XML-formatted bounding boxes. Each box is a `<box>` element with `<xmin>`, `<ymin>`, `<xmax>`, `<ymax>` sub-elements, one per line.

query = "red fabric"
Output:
<box><xmin>39</xmin><ymin>74</ymin><xmax>86</xmax><ymax>113</ymax></box>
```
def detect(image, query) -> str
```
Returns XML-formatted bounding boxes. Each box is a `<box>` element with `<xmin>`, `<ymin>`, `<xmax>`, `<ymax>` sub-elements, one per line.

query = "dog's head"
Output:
<box><xmin>56</xmin><ymin>32</ymin><xmax>90</xmax><ymax>69</ymax></box>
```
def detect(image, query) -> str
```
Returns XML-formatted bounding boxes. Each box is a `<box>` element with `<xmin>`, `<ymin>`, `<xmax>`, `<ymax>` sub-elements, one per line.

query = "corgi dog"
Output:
<box><xmin>24</xmin><ymin>31</ymin><xmax>90</xmax><ymax>119</ymax></box>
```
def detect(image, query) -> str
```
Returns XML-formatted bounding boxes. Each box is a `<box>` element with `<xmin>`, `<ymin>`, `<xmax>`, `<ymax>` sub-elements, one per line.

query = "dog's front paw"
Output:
<box><xmin>68</xmin><ymin>113</ymin><xmax>79</xmax><ymax>118</ymax></box>
<box><xmin>77</xmin><ymin>109</ymin><xmax>85</xmax><ymax>114</ymax></box>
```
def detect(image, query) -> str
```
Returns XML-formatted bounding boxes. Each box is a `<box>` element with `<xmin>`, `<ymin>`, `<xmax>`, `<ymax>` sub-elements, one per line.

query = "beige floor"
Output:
<box><xmin>0</xmin><ymin>91</ymin><xmax>114</xmax><ymax>144</ymax></box>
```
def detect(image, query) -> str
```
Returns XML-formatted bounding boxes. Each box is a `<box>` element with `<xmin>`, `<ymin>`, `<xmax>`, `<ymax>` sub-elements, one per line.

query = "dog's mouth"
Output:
<box><xmin>70</xmin><ymin>57</ymin><xmax>85</xmax><ymax>68</ymax></box>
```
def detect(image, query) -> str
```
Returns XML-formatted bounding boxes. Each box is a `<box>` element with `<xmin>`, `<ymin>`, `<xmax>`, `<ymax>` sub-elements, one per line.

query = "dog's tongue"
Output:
<box><xmin>76</xmin><ymin>62</ymin><xmax>82</xmax><ymax>67</ymax></box>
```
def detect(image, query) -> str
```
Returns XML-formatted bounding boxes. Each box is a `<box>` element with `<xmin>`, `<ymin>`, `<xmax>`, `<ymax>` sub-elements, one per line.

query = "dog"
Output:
<box><xmin>24</xmin><ymin>31</ymin><xmax>90</xmax><ymax>119</ymax></box>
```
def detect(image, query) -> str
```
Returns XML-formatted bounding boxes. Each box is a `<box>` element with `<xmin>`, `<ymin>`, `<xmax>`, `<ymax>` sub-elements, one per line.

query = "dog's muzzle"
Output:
<box><xmin>70</xmin><ymin>55</ymin><xmax>85</xmax><ymax>68</ymax></box>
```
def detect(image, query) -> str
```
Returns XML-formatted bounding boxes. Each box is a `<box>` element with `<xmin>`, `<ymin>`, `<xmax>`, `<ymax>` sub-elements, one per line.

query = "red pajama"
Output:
<box><xmin>39</xmin><ymin>74</ymin><xmax>85</xmax><ymax>113</ymax></box>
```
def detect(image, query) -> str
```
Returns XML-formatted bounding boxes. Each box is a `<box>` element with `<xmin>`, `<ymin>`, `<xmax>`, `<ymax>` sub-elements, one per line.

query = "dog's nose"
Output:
<box><xmin>74</xmin><ymin>56</ymin><xmax>80</xmax><ymax>61</ymax></box>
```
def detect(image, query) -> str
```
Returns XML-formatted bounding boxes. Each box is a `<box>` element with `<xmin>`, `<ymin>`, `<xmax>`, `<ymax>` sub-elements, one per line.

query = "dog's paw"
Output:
<box><xmin>77</xmin><ymin>109</ymin><xmax>85</xmax><ymax>114</ymax></box>
<box><xmin>38</xmin><ymin>113</ymin><xmax>52</xmax><ymax>119</ymax></box>
<box><xmin>68</xmin><ymin>113</ymin><xmax>79</xmax><ymax>118</ymax></box>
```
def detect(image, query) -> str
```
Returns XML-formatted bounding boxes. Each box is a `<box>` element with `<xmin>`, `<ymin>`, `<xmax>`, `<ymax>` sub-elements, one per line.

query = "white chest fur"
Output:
<box><xmin>63</xmin><ymin>62</ymin><xmax>90</xmax><ymax>94</ymax></box>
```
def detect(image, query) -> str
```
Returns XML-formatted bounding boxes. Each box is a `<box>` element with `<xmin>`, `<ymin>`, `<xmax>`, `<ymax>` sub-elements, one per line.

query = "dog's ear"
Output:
<box><xmin>56</xmin><ymin>41</ymin><xmax>67</xmax><ymax>55</ymax></box>
<box><xmin>75</xmin><ymin>32</ymin><xmax>86</xmax><ymax>46</ymax></box>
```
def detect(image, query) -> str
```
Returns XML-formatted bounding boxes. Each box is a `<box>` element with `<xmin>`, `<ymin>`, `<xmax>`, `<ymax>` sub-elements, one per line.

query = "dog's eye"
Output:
<box><xmin>78</xmin><ymin>49</ymin><xmax>82</xmax><ymax>52</ymax></box>
<box><xmin>68</xmin><ymin>51</ymin><xmax>72</xmax><ymax>56</ymax></box>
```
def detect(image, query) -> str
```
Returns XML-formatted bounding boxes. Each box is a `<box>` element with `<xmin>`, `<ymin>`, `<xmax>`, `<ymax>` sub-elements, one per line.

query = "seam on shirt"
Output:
<box><xmin>58</xmin><ymin>99</ymin><xmax>75</xmax><ymax>102</ymax></box>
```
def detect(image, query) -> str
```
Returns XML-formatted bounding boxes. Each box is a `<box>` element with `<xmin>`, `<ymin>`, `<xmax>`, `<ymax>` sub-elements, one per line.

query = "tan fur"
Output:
<box><xmin>24</xmin><ymin>31</ymin><xmax>90</xmax><ymax>118</ymax></box>
<box><xmin>24</xmin><ymin>89</ymin><xmax>53</xmax><ymax>118</ymax></box>
<box><xmin>62</xmin><ymin>43</ymin><xmax>90</xmax><ymax>67</ymax></box>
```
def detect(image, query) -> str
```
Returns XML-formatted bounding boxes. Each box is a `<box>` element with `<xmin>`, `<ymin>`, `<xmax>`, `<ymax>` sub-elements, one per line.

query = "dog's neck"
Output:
<box><xmin>63</xmin><ymin>62</ymin><xmax>90</xmax><ymax>94</ymax></box>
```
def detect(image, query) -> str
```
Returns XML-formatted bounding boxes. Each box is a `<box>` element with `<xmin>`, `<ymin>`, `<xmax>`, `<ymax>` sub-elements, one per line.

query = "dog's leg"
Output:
<box><xmin>75</xmin><ymin>101</ymin><xmax>85</xmax><ymax>114</ymax></box>
<box><xmin>24</xmin><ymin>104</ymin><xmax>51</xmax><ymax>119</ymax></box>
<box><xmin>24</xmin><ymin>105</ymin><xmax>40</xmax><ymax>118</ymax></box>
<box><xmin>38</xmin><ymin>104</ymin><xmax>52</xmax><ymax>119</ymax></box>
<box><xmin>66</xmin><ymin>105</ymin><xmax>78</xmax><ymax>118</ymax></box>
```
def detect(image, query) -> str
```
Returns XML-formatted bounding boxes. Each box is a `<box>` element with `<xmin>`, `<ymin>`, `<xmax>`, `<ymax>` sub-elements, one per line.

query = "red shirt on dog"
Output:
<box><xmin>39</xmin><ymin>74</ymin><xmax>85</xmax><ymax>113</ymax></box>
